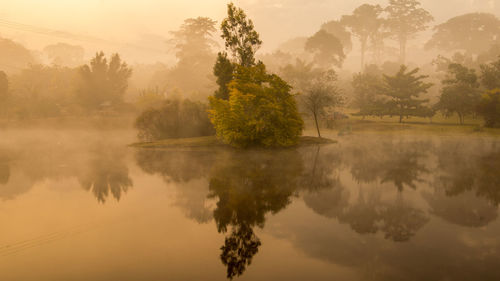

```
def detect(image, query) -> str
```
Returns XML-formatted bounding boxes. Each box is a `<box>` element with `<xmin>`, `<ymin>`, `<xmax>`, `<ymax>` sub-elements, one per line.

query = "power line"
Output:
<box><xmin>0</xmin><ymin>18</ymin><xmax>166</xmax><ymax>54</ymax></box>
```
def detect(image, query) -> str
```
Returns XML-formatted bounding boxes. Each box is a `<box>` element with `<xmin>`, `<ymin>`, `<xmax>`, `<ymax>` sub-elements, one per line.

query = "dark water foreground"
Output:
<box><xmin>0</xmin><ymin>130</ymin><xmax>499</xmax><ymax>281</ymax></box>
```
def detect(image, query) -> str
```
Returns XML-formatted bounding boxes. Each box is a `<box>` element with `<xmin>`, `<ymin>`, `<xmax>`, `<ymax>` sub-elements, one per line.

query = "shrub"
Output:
<box><xmin>477</xmin><ymin>89</ymin><xmax>500</xmax><ymax>128</ymax></box>
<box><xmin>135</xmin><ymin>98</ymin><xmax>214</xmax><ymax>141</ymax></box>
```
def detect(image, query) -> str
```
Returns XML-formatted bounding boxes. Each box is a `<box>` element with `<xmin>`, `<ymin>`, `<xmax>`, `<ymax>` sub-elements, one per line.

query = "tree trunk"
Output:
<box><xmin>399</xmin><ymin>36</ymin><xmax>407</xmax><ymax>65</ymax></box>
<box><xmin>360</xmin><ymin>37</ymin><xmax>367</xmax><ymax>71</ymax></box>
<box><xmin>313</xmin><ymin>112</ymin><xmax>321</xmax><ymax>138</ymax></box>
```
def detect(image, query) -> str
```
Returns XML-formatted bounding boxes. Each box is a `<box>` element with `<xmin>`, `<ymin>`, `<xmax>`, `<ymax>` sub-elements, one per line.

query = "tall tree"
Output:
<box><xmin>221</xmin><ymin>3</ymin><xmax>262</xmax><ymax>67</ymax></box>
<box><xmin>168</xmin><ymin>17</ymin><xmax>218</xmax><ymax>97</ymax></box>
<box><xmin>435</xmin><ymin>64</ymin><xmax>481</xmax><ymax>125</ymax></box>
<box><xmin>341</xmin><ymin>4</ymin><xmax>384</xmax><ymax>70</ymax></box>
<box><xmin>77</xmin><ymin>52</ymin><xmax>132</xmax><ymax>110</ymax></box>
<box><xmin>380</xmin><ymin>66</ymin><xmax>433</xmax><ymax>123</ymax></box>
<box><xmin>305</xmin><ymin>30</ymin><xmax>345</xmax><ymax>68</ymax></box>
<box><xmin>320</xmin><ymin>20</ymin><xmax>352</xmax><ymax>54</ymax></box>
<box><xmin>385</xmin><ymin>0</ymin><xmax>433</xmax><ymax>64</ymax></box>
<box><xmin>426</xmin><ymin>13</ymin><xmax>500</xmax><ymax>58</ymax></box>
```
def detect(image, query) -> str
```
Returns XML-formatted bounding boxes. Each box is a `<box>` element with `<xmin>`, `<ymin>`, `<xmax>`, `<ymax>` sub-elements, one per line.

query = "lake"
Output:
<box><xmin>0</xmin><ymin>129</ymin><xmax>499</xmax><ymax>281</ymax></box>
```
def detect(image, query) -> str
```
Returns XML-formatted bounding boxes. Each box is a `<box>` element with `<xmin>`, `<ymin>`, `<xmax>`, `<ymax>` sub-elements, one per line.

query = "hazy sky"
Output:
<box><xmin>0</xmin><ymin>0</ymin><xmax>499</xmax><ymax>63</ymax></box>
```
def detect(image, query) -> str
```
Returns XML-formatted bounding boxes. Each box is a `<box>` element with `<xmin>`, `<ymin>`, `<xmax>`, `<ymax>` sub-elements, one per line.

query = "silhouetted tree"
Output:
<box><xmin>77</xmin><ymin>52</ymin><xmax>132</xmax><ymax>111</ymax></box>
<box><xmin>0</xmin><ymin>37</ymin><xmax>36</xmax><ymax>73</ymax></box>
<box><xmin>341</xmin><ymin>4</ymin><xmax>384</xmax><ymax>69</ymax></box>
<box><xmin>320</xmin><ymin>20</ymin><xmax>352</xmax><ymax>53</ymax></box>
<box><xmin>168</xmin><ymin>17</ymin><xmax>218</xmax><ymax>97</ymax></box>
<box><xmin>435</xmin><ymin>63</ymin><xmax>481</xmax><ymax>124</ymax></box>
<box><xmin>426</xmin><ymin>13</ymin><xmax>500</xmax><ymax>57</ymax></box>
<box><xmin>385</xmin><ymin>0</ymin><xmax>433</xmax><ymax>64</ymax></box>
<box><xmin>305</xmin><ymin>30</ymin><xmax>345</xmax><ymax>68</ymax></box>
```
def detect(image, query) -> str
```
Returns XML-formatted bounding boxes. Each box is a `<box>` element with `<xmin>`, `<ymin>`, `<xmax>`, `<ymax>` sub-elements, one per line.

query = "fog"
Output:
<box><xmin>0</xmin><ymin>1</ymin><xmax>500</xmax><ymax>280</ymax></box>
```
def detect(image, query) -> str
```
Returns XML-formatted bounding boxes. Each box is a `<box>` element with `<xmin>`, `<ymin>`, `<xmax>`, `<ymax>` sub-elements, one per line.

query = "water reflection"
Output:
<box><xmin>78</xmin><ymin>147</ymin><xmax>132</xmax><ymax>203</ymax></box>
<box><xmin>134</xmin><ymin>137</ymin><xmax>500</xmax><ymax>279</ymax></box>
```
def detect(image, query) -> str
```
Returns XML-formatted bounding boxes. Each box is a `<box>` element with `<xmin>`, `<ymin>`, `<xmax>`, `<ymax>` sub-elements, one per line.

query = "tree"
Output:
<box><xmin>380</xmin><ymin>66</ymin><xmax>433</xmax><ymax>123</ymax></box>
<box><xmin>426</xmin><ymin>13</ymin><xmax>500</xmax><ymax>58</ymax></box>
<box><xmin>300</xmin><ymin>70</ymin><xmax>343</xmax><ymax>138</ymax></box>
<box><xmin>480</xmin><ymin>57</ymin><xmax>500</xmax><ymax>90</ymax></box>
<box><xmin>341</xmin><ymin>4</ymin><xmax>384</xmax><ymax>70</ymax></box>
<box><xmin>43</xmin><ymin>43</ymin><xmax>85</xmax><ymax>67</ymax></box>
<box><xmin>305</xmin><ymin>30</ymin><xmax>345</xmax><ymax>68</ymax></box>
<box><xmin>0</xmin><ymin>71</ymin><xmax>8</xmax><ymax>102</ymax></box>
<box><xmin>385</xmin><ymin>0</ymin><xmax>433</xmax><ymax>64</ymax></box>
<box><xmin>435</xmin><ymin>64</ymin><xmax>481</xmax><ymax>124</ymax></box>
<box><xmin>77</xmin><ymin>52</ymin><xmax>132</xmax><ymax>110</ymax></box>
<box><xmin>320</xmin><ymin>20</ymin><xmax>352</xmax><ymax>53</ymax></box>
<box><xmin>213</xmin><ymin>52</ymin><xmax>235</xmax><ymax>100</ymax></box>
<box><xmin>351</xmin><ymin>71</ymin><xmax>385</xmax><ymax>118</ymax></box>
<box><xmin>221</xmin><ymin>3</ymin><xmax>262</xmax><ymax>67</ymax></box>
<box><xmin>477</xmin><ymin>89</ymin><xmax>500</xmax><ymax>128</ymax></box>
<box><xmin>209</xmin><ymin>63</ymin><xmax>303</xmax><ymax>147</ymax></box>
<box><xmin>210</xmin><ymin>4</ymin><xmax>303</xmax><ymax>147</ymax></box>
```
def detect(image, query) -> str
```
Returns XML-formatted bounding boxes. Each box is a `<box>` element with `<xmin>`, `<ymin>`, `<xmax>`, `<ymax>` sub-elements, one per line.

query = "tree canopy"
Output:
<box><xmin>341</xmin><ymin>4</ymin><xmax>385</xmax><ymax>69</ymax></box>
<box><xmin>426</xmin><ymin>13</ymin><xmax>500</xmax><ymax>56</ymax></box>
<box><xmin>305</xmin><ymin>30</ymin><xmax>345</xmax><ymax>68</ymax></box>
<box><xmin>77</xmin><ymin>52</ymin><xmax>132</xmax><ymax>110</ymax></box>
<box><xmin>320</xmin><ymin>20</ymin><xmax>352</xmax><ymax>53</ymax></box>
<box><xmin>385</xmin><ymin>0</ymin><xmax>433</xmax><ymax>64</ymax></box>
<box><xmin>380</xmin><ymin>65</ymin><xmax>433</xmax><ymax>122</ymax></box>
<box><xmin>435</xmin><ymin>63</ymin><xmax>481</xmax><ymax>124</ymax></box>
<box><xmin>221</xmin><ymin>3</ymin><xmax>262</xmax><ymax>67</ymax></box>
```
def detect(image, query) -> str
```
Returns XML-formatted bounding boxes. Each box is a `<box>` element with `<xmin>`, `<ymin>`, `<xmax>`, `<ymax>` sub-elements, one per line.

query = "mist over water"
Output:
<box><xmin>0</xmin><ymin>129</ymin><xmax>498</xmax><ymax>281</ymax></box>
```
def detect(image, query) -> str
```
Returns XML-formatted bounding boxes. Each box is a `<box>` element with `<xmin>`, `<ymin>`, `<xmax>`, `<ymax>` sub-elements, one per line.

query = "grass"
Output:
<box><xmin>130</xmin><ymin>135</ymin><xmax>336</xmax><ymax>149</ymax></box>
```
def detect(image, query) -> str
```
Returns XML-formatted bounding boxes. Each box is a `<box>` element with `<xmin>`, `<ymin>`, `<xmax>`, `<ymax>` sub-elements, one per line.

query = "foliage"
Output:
<box><xmin>213</xmin><ymin>52</ymin><xmax>235</xmax><ymax>100</ymax></box>
<box><xmin>352</xmin><ymin>71</ymin><xmax>385</xmax><ymax>118</ymax></box>
<box><xmin>480</xmin><ymin>57</ymin><xmax>500</xmax><ymax>90</ymax></box>
<box><xmin>426</xmin><ymin>13</ymin><xmax>500</xmax><ymax>56</ymax></box>
<box><xmin>341</xmin><ymin>4</ymin><xmax>385</xmax><ymax>69</ymax></box>
<box><xmin>477</xmin><ymin>89</ymin><xmax>500</xmax><ymax>128</ymax></box>
<box><xmin>380</xmin><ymin>65</ymin><xmax>434</xmax><ymax>122</ymax></box>
<box><xmin>135</xmin><ymin>98</ymin><xmax>214</xmax><ymax>141</ymax></box>
<box><xmin>435</xmin><ymin>64</ymin><xmax>481</xmax><ymax>124</ymax></box>
<box><xmin>209</xmin><ymin>63</ymin><xmax>303</xmax><ymax>147</ymax></box>
<box><xmin>77</xmin><ymin>52</ymin><xmax>132</xmax><ymax>111</ymax></box>
<box><xmin>134</xmin><ymin>87</ymin><xmax>165</xmax><ymax>112</ymax></box>
<box><xmin>0</xmin><ymin>71</ymin><xmax>8</xmax><ymax>102</ymax></box>
<box><xmin>305</xmin><ymin>30</ymin><xmax>345</xmax><ymax>68</ymax></box>
<box><xmin>221</xmin><ymin>3</ymin><xmax>262</xmax><ymax>67</ymax></box>
<box><xmin>280</xmin><ymin>59</ymin><xmax>324</xmax><ymax>92</ymax></box>
<box><xmin>320</xmin><ymin>20</ymin><xmax>352</xmax><ymax>53</ymax></box>
<box><xmin>385</xmin><ymin>0</ymin><xmax>433</xmax><ymax>63</ymax></box>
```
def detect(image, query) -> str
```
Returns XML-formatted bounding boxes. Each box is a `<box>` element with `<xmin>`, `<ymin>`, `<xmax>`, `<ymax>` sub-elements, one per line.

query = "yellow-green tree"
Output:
<box><xmin>209</xmin><ymin>63</ymin><xmax>303</xmax><ymax>147</ymax></box>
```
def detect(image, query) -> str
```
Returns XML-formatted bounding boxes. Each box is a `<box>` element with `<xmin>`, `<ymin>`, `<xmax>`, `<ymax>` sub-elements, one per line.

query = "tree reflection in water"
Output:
<box><xmin>208</xmin><ymin>150</ymin><xmax>303</xmax><ymax>279</ymax></box>
<box><xmin>79</xmin><ymin>147</ymin><xmax>132</xmax><ymax>203</ymax></box>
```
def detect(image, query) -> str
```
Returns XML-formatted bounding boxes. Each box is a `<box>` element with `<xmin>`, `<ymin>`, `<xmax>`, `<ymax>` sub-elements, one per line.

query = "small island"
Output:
<box><xmin>130</xmin><ymin>135</ymin><xmax>336</xmax><ymax>149</ymax></box>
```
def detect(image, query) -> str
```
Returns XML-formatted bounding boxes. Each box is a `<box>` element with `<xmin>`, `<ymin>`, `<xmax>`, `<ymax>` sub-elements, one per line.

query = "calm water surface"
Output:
<box><xmin>0</xmin><ymin>129</ymin><xmax>499</xmax><ymax>281</ymax></box>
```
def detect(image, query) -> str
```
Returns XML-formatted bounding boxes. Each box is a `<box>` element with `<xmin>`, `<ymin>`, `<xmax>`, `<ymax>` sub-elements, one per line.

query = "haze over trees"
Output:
<box><xmin>385</xmin><ymin>0</ymin><xmax>433</xmax><ymax>64</ymax></box>
<box><xmin>77</xmin><ymin>52</ymin><xmax>132</xmax><ymax>111</ymax></box>
<box><xmin>43</xmin><ymin>43</ymin><xmax>85</xmax><ymax>67</ymax></box>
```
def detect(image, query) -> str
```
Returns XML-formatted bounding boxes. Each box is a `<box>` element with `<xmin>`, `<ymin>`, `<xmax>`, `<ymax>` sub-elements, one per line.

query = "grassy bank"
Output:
<box><xmin>130</xmin><ymin>135</ymin><xmax>336</xmax><ymax>149</ymax></box>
